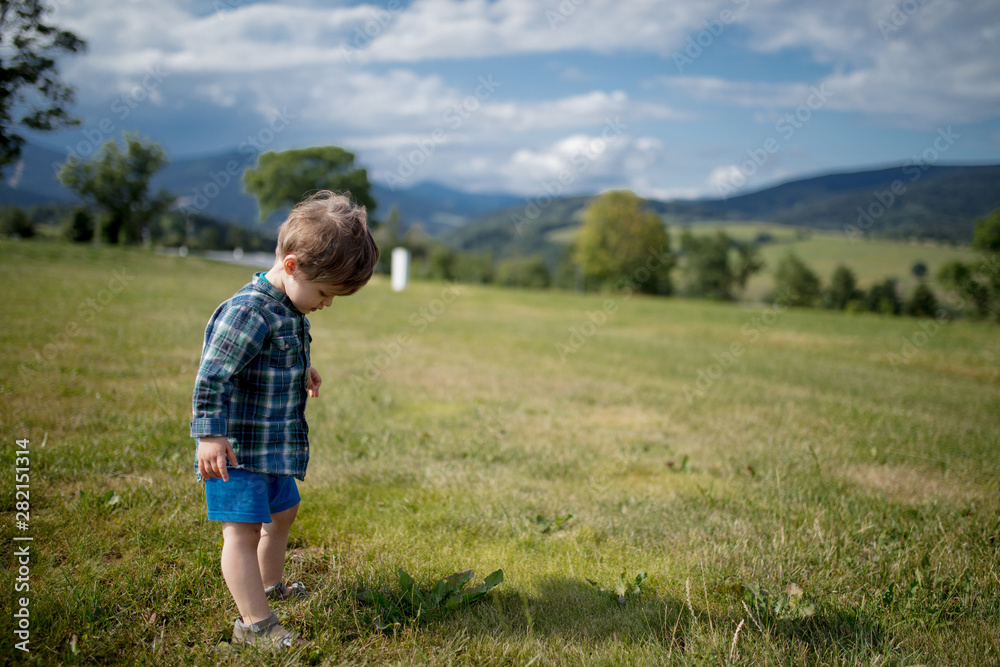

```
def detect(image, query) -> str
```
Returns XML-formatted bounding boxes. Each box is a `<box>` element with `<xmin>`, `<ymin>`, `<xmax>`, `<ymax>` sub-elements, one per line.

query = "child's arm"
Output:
<box><xmin>197</xmin><ymin>436</ymin><xmax>238</xmax><ymax>481</ymax></box>
<box><xmin>308</xmin><ymin>366</ymin><xmax>322</xmax><ymax>398</ymax></box>
<box><xmin>191</xmin><ymin>305</ymin><xmax>269</xmax><ymax>451</ymax></box>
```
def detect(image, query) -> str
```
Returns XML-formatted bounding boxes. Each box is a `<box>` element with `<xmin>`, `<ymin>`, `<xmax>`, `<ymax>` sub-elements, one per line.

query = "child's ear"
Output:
<box><xmin>282</xmin><ymin>255</ymin><xmax>298</xmax><ymax>275</ymax></box>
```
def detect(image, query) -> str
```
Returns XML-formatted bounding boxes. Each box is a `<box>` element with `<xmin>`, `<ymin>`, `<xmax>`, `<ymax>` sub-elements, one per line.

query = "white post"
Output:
<box><xmin>391</xmin><ymin>247</ymin><xmax>410</xmax><ymax>292</ymax></box>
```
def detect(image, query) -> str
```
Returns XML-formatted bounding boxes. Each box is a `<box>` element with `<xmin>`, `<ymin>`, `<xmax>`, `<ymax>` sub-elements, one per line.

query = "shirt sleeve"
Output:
<box><xmin>190</xmin><ymin>303</ymin><xmax>269</xmax><ymax>438</ymax></box>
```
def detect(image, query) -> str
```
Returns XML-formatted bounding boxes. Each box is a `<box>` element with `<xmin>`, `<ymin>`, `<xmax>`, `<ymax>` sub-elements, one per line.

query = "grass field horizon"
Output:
<box><xmin>546</xmin><ymin>221</ymin><xmax>982</xmax><ymax>303</ymax></box>
<box><xmin>2</xmin><ymin>240</ymin><xmax>998</xmax><ymax>665</ymax></box>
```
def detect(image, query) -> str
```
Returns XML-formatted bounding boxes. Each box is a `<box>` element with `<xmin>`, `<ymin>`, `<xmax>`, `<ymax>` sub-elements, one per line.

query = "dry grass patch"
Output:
<box><xmin>843</xmin><ymin>463</ymin><xmax>988</xmax><ymax>506</ymax></box>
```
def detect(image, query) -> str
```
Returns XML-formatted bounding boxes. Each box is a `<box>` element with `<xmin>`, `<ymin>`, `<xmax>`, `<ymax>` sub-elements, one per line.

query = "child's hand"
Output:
<box><xmin>308</xmin><ymin>367</ymin><xmax>322</xmax><ymax>398</ymax></box>
<box><xmin>198</xmin><ymin>437</ymin><xmax>237</xmax><ymax>481</ymax></box>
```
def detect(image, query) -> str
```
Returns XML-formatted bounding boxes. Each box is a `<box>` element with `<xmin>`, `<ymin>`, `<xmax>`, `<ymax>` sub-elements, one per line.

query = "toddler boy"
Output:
<box><xmin>191</xmin><ymin>190</ymin><xmax>379</xmax><ymax>651</ymax></box>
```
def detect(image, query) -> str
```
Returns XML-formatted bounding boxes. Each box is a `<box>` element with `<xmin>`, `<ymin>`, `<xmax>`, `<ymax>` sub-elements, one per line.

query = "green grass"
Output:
<box><xmin>669</xmin><ymin>222</ymin><xmax>980</xmax><ymax>301</ymax></box>
<box><xmin>2</xmin><ymin>240</ymin><xmax>999</xmax><ymax>666</ymax></box>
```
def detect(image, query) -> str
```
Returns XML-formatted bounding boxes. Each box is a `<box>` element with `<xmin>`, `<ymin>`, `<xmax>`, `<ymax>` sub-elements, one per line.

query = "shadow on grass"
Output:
<box><xmin>349</xmin><ymin>572</ymin><xmax>893</xmax><ymax>662</ymax></box>
<box><xmin>758</xmin><ymin>606</ymin><xmax>889</xmax><ymax>655</ymax></box>
<box><xmin>353</xmin><ymin>573</ymin><xmax>701</xmax><ymax>651</ymax></box>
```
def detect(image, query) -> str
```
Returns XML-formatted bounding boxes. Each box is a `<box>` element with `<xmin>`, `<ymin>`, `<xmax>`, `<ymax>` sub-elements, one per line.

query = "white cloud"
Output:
<box><xmin>39</xmin><ymin>0</ymin><xmax>1000</xmax><ymax>199</ymax></box>
<box><xmin>477</xmin><ymin>131</ymin><xmax>664</xmax><ymax>195</ymax></box>
<box><xmin>729</xmin><ymin>0</ymin><xmax>1000</xmax><ymax>125</ymax></box>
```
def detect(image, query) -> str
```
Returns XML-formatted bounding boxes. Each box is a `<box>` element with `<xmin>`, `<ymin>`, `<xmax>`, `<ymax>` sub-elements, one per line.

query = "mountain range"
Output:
<box><xmin>2</xmin><ymin>142</ymin><xmax>998</xmax><ymax>252</ymax></box>
<box><xmin>0</xmin><ymin>142</ymin><xmax>523</xmax><ymax>236</ymax></box>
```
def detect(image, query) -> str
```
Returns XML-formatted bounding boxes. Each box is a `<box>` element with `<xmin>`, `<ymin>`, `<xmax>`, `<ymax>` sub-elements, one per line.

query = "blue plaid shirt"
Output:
<box><xmin>191</xmin><ymin>273</ymin><xmax>312</xmax><ymax>480</ymax></box>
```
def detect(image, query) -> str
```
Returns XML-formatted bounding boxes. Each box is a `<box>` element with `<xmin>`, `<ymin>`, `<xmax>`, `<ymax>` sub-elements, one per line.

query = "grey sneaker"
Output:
<box><xmin>265</xmin><ymin>581</ymin><xmax>310</xmax><ymax>601</ymax></box>
<box><xmin>231</xmin><ymin>612</ymin><xmax>304</xmax><ymax>652</ymax></box>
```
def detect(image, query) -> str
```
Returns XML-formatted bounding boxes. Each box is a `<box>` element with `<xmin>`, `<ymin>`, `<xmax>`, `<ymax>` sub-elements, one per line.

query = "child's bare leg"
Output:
<box><xmin>221</xmin><ymin>521</ymin><xmax>271</xmax><ymax>624</ymax></box>
<box><xmin>258</xmin><ymin>503</ymin><xmax>299</xmax><ymax>589</ymax></box>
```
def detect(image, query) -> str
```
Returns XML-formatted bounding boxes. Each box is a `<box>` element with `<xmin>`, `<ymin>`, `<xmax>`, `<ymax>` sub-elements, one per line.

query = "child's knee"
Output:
<box><xmin>223</xmin><ymin>521</ymin><xmax>264</xmax><ymax>544</ymax></box>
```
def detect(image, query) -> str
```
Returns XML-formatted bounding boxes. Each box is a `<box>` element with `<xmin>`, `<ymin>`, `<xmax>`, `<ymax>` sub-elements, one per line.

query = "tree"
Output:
<box><xmin>242</xmin><ymin>146</ymin><xmax>377</xmax><ymax>222</ymax></box>
<box><xmin>495</xmin><ymin>254</ymin><xmax>550</xmax><ymax>289</ymax></box>
<box><xmin>426</xmin><ymin>246</ymin><xmax>456</xmax><ymax>281</ymax></box>
<box><xmin>58</xmin><ymin>133</ymin><xmax>172</xmax><ymax>244</ymax></box>
<box><xmin>0</xmin><ymin>0</ymin><xmax>86</xmax><ymax>169</ymax></box>
<box><xmin>574</xmin><ymin>190</ymin><xmax>674</xmax><ymax>294</ymax></box>
<box><xmin>972</xmin><ymin>209</ymin><xmax>1000</xmax><ymax>254</ymax></box>
<box><xmin>937</xmin><ymin>260</ymin><xmax>990</xmax><ymax>318</ymax></box>
<box><xmin>911</xmin><ymin>261</ymin><xmax>928</xmax><ymax>280</ymax></box>
<box><xmin>453</xmin><ymin>251</ymin><xmax>494</xmax><ymax>284</ymax></box>
<box><xmin>905</xmin><ymin>282</ymin><xmax>939</xmax><ymax>318</ymax></box>
<box><xmin>861</xmin><ymin>278</ymin><xmax>901</xmax><ymax>315</ymax></box>
<box><xmin>822</xmin><ymin>264</ymin><xmax>861</xmax><ymax>310</ymax></box>
<box><xmin>733</xmin><ymin>240</ymin><xmax>765</xmax><ymax>295</ymax></box>
<box><xmin>773</xmin><ymin>252</ymin><xmax>821</xmax><ymax>307</ymax></box>
<box><xmin>0</xmin><ymin>205</ymin><xmax>33</xmax><ymax>237</ymax></box>
<box><xmin>680</xmin><ymin>230</ymin><xmax>734</xmax><ymax>300</ymax></box>
<box><xmin>63</xmin><ymin>207</ymin><xmax>93</xmax><ymax>242</ymax></box>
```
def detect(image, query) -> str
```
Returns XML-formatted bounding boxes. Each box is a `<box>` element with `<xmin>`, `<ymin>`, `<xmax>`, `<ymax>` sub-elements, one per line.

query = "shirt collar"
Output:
<box><xmin>251</xmin><ymin>272</ymin><xmax>301</xmax><ymax>315</ymax></box>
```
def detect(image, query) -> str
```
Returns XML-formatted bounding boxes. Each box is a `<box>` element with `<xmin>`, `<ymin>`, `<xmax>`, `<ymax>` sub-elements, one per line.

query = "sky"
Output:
<box><xmin>27</xmin><ymin>0</ymin><xmax>1000</xmax><ymax>201</ymax></box>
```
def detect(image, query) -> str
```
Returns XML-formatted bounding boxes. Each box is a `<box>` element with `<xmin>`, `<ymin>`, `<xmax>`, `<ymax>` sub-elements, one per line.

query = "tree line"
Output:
<box><xmin>382</xmin><ymin>189</ymin><xmax>1000</xmax><ymax>323</ymax></box>
<box><xmin>1</xmin><ymin>130</ymin><xmax>997</xmax><ymax>323</ymax></box>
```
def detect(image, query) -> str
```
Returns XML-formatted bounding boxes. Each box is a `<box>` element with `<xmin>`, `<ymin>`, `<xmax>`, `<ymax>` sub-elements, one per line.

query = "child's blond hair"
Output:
<box><xmin>275</xmin><ymin>190</ymin><xmax>379</xmax><ymax>295</ymax></box>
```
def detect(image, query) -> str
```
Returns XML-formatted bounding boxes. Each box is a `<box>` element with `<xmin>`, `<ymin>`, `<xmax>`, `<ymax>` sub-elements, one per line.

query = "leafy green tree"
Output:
<box><xmin>57</xmin><ymin>133</ymin><xmax>172</xmax><ymax>244</ymax></box>
<box><xmin>972</xmin><ymin>209</ymin><xmax>1000</xmax><ymax>254</ymax></box>
<box><xmin>0</xmin><ymin>0</ymin><xmax>86</xmax><ymax>169</ymax></box>
<box><xmin>773</xmin><ymin>252</ymin><xmax>821</xmax><ymax>307</ymax></box>
<box><xmin>453</xmin><ymin>251</ymin><xmax>494</xmax><ymax>284</ymax></box>
<box><xmin>574</xmin><ymin>190</ymin><xmax>674</xmax><ymax>294</ymax></box>
<box><xmin>495</xmin><ymin>254</ymin><xmax>550</xmax><ymax>289</ymax></box>
<box><xmin>911</xmin><ymin>261</ymin><xmax>928</xmax><ymax>280</ymax></box>
<box><xmin>939</xmin><ymin>214</ymin><xmax>1000</xmax><ymax>320</ymax></box>
<box><xmin>862</xmin><ymin>278</ymin><xmax>901</xmax><ymax>315</ymax></box>
<box><xmin>148</xmin><ymin>210</ymin><xmax>185</xmax><ymax>247</ymax></box>
<box><xmin>0</xmin><ymin>205</ymin><xmax>33</xmax><ymax>237</ymax></box>
<box><xmin>733</xmin><ymin>240</ymin><xmax>765</xmax><ymax>295</ymax></box>
<box><xmin>937</xmin><ymin>260</ymin><xmax>991</xmax><ymax>318</ymax></box>
<box><xmin>242</xmin><ymin>146</ymin><xmax>376</xmax><ymax>222</ymax></box>
<box><xmin>905</xmin><ymin>282</ymin><xmax>939</xmax><ymax>318</ymax></box>
<box><xmin>63</xmin><ymin>207</ymin><xmax>93</xmax><ymax>242</ymax></box>
<box><xmin>822</xmin><ymin>264</ymin><xmax>861</xmax><ymax>310</ymax></box>
<box><xmin>426</xmin><ymin>245</ymin><xmax>456</xmax><ymax>281</ymax></box>
<box><xmin>680</xmin><ymin>230</ymin><xmax>734</xmax><ymax>300</ymax></box>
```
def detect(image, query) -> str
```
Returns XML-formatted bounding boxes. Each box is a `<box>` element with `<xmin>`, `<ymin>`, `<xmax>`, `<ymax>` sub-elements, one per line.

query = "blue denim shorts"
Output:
<box><xmin>204</xmin><ymin>467</ymin><xmax>300</xmax><ymax>523</ymax></box>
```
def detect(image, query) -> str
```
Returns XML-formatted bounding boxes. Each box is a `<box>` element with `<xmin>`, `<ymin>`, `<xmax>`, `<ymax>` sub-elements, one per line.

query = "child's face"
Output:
<box><xmin>286</xmin><ymin>274</ymin><xmax>349</xmax><ymax>314</ymax></box>
<box><xmin>277</xmin><ymin>255</ymin><xmax>351</xmax><ymax>314</ymax></box>
<box><xmin>282</xmin><ymin>268</ymin><xmax>348</xmax><ymax>314</ymax></box>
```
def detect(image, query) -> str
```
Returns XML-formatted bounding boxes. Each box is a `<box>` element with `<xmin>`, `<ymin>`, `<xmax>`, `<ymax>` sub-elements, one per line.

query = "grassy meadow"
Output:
<box><xmin>671</xmin><ymin>223</ymin><xmax>982</xmax><ymax>303</ymax></box>
<box><xmin>1</xmin><ymin>240</ymin><xmax>999</xmax><ymax>666</ymax></box>
<box><xmin>547</xmin><ymin>221</ymin><xmax>979</xmax><ymax>302</ymax></box>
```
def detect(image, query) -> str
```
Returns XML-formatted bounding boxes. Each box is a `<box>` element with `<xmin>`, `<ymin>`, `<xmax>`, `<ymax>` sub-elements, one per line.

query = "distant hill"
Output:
<box><xmin>0</xmin><ymin>142</ymin><xmax>522</xmax><ymax>235</ymax></box>
<box><xmin>668</xmin><ymin>164</ymin><xmax>1000</xmax><ymax>239</ymax></box>
<box><xmin>444</xmin><ymin>164</ymin><xmax>1000</xmax><ymax>260</ymax></box>
<box><xmin>4</xmin><ymin>143</ymin><xmax>997</xmax><ymax>249</ymax></box>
